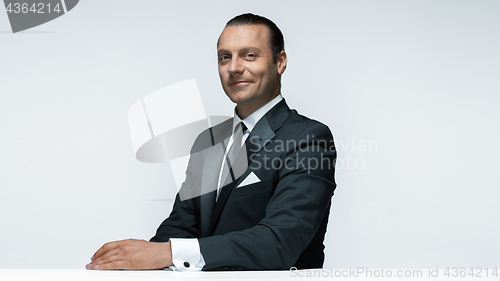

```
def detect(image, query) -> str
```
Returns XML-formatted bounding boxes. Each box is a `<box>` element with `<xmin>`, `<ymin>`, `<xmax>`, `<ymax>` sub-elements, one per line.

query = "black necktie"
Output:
<box><xmin>217</xmin><ymin>122</ymin><xmax>248</xmax><ymax>200</ymax></box>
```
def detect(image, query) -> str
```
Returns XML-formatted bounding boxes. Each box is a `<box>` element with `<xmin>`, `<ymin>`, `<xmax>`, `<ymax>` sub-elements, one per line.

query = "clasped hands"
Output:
<box><xmin>86</xmin><ymin>239</ymin><xmax>174</xmax><ymax>270</ymax></box>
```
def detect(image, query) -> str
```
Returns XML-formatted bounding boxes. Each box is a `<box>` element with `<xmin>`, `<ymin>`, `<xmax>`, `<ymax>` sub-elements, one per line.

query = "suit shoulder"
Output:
<box><xmin>284</xmin><ymin>110</ymin><xmax>334</xmax><ymax>139</ymax></box>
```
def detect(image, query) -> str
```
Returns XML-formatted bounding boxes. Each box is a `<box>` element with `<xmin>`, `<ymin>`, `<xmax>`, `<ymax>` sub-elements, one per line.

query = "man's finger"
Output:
<box><xmin>92</xmin><ymin>248</ymin><xmax>122</xmax><ymax>267</ymax></box>
<box><xmin>92</xmin><ymin>240</ymin><xmax>127</xmax><ymax>260</ymax></box>
<box><xmin>95</xmin><ymin>260</ymin><xmax>130</xmax><ymax>270</ymax></box>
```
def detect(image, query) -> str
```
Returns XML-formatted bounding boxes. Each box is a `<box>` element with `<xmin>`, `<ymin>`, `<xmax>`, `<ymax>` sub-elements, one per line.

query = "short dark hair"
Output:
<box><xmin>225</xmin><ymin>13</ymin><xmax>285</xmax><ymax>63</ymax></box>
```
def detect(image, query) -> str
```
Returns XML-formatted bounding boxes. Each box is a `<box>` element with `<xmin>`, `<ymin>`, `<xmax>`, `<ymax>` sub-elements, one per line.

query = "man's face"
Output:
<box><xmin>217</xmin><ymin>24</ymin><xmax>286</xmax><ymax>115</ymax></box>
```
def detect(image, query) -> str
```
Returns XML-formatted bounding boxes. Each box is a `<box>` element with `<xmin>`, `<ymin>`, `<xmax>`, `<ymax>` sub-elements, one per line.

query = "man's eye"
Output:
<box><xmin>219</xmin><ymin>55</ymin><xmax>230</xmax><ymax>62</ymax></box>
<box><xmin>245</xmin><ymin>53</ymin><xmax>256</xmax><ymax>59</ymax></box>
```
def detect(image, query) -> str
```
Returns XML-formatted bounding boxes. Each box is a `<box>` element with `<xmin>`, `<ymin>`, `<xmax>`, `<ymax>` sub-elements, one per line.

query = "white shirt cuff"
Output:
<box><xmin>169</xmin><ymin>238</ymin><xmax>205</xmax><ymax>271</ymax></box>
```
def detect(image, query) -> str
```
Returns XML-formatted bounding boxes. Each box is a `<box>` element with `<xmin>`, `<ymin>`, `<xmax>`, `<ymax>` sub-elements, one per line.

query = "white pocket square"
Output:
<box><xmin>237</xmin><ymin>172</ymin><xmax>260</xmax><ymax>188</ymax></box>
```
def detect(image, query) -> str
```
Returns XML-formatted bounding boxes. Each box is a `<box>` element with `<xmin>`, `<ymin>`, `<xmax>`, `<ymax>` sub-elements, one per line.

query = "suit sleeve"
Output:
<box><xmin>149</xmin><ymin>139</ymin><xmax>202</xmax><ymax>242</ymax></box>
<box><xmin>198</xmin><ymin>123</ymin><xmax>336</xmax><ymax>270</ymax></box>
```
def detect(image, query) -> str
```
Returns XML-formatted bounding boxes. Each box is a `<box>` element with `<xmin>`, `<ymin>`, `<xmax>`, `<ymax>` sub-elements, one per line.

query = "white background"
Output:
<box><xmin>1</xmin><ymin>0</ymin><xmax>499</xmax><ymax>269</ymax></box>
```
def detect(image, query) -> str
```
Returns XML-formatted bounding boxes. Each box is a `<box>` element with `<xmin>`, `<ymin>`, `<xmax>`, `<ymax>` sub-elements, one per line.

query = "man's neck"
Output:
<box><xmin>233</xmin><ymin>94</ymin><xmax>283</xmax><ymax>134</ymax></box>
<box><xmin>236</xmin><ymin>93</ymin><xmax>280</xmax><ymax>119</ymax></box>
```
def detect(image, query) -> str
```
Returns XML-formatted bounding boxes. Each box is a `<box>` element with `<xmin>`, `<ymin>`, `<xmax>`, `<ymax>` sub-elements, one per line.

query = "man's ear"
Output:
<box><xmin>277</xmin><ymin>50</ymin><xmax>287</xmax><ymax>75</ymax></box>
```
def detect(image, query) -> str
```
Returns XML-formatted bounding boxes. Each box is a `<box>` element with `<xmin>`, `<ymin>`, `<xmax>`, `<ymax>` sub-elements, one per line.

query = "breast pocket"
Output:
<box><xmin>231</xmin><ymin>178</ymin><xmax>274</xmax><ymax>199</ymax></box>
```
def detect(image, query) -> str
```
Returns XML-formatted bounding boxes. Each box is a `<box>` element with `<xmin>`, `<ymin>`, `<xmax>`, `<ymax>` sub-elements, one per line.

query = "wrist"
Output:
<box><xmin>163</xmin><ymin>241</ymin><xmax>174</xmax><ymax>268</ymax></box>
<box><xmin>152</xmin><ymin>241</ymin><xmax>174</xmax><ymax>269</ymax></box>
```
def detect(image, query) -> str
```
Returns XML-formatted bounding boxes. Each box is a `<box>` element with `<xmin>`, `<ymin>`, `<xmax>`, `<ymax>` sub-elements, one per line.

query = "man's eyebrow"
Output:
<box><xmin>240</xmin><ymin>47</ymin><xmax>262</xmax><ymax>54</ymax></box>
<box><xmin>217</xmin><ymin>47</ymin><xmax>263</xmax><ymax>55</ymax></box>
<box><xmin>217</xmin><ymin>49</ymin><xmax>230</xmax><ymax>55</ymax></box>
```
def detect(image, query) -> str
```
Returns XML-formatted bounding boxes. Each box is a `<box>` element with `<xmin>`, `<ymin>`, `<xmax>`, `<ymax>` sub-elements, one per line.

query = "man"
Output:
<box><xmin>86</xmin><ymin>13</ymin><xmax>336</xmax><ymax>271</ymax></box>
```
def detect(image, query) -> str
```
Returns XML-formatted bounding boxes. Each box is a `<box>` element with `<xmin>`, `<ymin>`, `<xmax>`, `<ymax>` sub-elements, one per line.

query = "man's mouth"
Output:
<box><xmin>229</xmin><ymin>81</ymin><xmax>251</xmax><ymax>86</ymax></box>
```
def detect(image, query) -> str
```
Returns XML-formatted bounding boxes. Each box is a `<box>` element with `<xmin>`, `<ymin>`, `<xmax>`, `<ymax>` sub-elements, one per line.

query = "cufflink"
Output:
<box><xmin>183</xmin><ymin>261</ymin><xmax>190</xmax><ymax>268</ymax></box>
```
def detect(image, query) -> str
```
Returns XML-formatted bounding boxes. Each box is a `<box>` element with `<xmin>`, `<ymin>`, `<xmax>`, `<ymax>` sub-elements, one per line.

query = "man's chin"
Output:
<box><xmin>226</xmin><ymin>93</ymin><xmax>254</xmax><ymax>105</ymax></box>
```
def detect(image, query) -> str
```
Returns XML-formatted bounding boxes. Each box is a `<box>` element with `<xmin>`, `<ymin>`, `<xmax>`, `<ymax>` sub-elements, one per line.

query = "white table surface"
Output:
<box><xmin>0</xmin><ymin>269</ymin><xmax>296</xmax><ymax>281</ymax></box>
<box><xmin>1</xmin><ymin>268</ymin><xmax>496</xmax><ymax>280</ymax></box>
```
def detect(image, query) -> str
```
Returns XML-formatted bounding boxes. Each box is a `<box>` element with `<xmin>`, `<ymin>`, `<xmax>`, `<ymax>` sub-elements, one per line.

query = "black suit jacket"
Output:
<box><xmin>150</xmin><ymin>99</ymin><xmax>336</xmax><ymax>270</ymax></box>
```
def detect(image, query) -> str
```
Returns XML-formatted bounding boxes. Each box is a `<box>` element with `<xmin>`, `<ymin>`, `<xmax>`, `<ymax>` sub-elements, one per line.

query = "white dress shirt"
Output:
<box><xmin>169</xmin><ymin>94</ymin><xmax>283</xmax><ymax>271</ymax></box>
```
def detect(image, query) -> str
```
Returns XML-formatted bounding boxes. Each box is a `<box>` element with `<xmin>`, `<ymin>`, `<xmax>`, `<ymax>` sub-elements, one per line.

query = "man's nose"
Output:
<box><xmin>228</xmin><ymin>57</ymin><xmax>244</xmax><ymax>74</ymax></box>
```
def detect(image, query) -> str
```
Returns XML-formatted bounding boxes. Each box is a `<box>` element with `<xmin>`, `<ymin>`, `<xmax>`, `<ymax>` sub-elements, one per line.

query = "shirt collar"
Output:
<box><xmin>232</xmin><ymin>94</ymin><xmax>283</xmax><ymax>134</ymax></box>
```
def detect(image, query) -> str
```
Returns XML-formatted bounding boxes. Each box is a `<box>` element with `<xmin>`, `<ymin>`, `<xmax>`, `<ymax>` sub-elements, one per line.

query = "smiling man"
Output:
<box><xmin>217</xmin><ymin>22</ymin><xmax>285</xmax><ymax>119</ymax></box>
<box><xmin>87</xmin><ymin>13</ymin><xmax>336</xmax><ymax>271</ymax></box>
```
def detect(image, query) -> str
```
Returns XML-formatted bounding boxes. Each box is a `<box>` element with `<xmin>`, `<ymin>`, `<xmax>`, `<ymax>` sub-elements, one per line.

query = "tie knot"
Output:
<box><xmin>234</xmin><ymin>122</ymin><xmax>248</xmax><ymax>135</ymax></box>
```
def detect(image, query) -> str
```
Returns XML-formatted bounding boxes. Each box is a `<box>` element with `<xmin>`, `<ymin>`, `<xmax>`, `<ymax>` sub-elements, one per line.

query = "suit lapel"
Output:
<box><xmin>199</xmin><ymin>119</ymin><xmax>232</xmax><ymax>237</ymax></box>
<box><xmin>199</xmin><ymin>143</ymin><xmax>222</xmax><ymax>237</ymax></box>
<box><xmin>206</xmin><ymin>99</ymin><xmax>292</xmax><ymax>234</ymax></box>
<box><xmin>206</xmin><ymin>117</ymin><xmax>277</xmax><ymax>234</ymax></box>
<box><xmin>245</xmin><ymin>116</ymin><xmax>275</xmax><ymax>164</ymax></box>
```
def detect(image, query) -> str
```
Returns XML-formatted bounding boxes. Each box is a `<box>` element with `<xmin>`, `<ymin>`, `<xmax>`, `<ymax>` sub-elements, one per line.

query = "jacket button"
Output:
<box><xmin>183</xmin><ymin>262</ymin><xmax>190</xmax><ymax>268</ymax></box>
